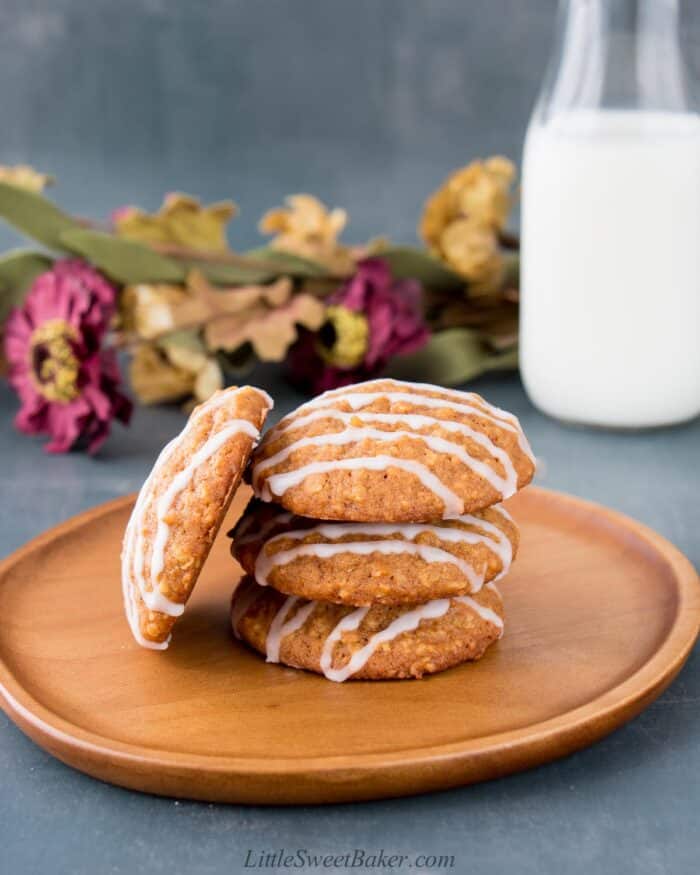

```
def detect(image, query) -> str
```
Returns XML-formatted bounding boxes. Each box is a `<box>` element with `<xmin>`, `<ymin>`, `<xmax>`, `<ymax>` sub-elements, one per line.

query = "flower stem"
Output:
<box><xmin>146</xmin><ymin>242</ymin><xmax>286</xmax><ymax>272</ymax></box>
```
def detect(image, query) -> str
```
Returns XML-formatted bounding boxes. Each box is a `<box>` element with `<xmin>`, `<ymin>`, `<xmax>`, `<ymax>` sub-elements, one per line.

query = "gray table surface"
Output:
<box><xmin>0</xmin><ymin>370</ymin><xmax>698</xmax><ymax>875</ymax></box>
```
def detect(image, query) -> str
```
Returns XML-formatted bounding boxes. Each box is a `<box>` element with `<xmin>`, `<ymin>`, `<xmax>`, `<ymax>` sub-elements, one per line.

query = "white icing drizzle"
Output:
<box><xmin>197</xmin><ymin>386</ymin><xmax>273</xmax><ymax>419</ymax></box>
<box><xmin>265</xmin><ymin>597</ymin><xmax>316</xmax><ymax>663</ymax></box>
<box><xmin>467</xmin><ymin>506</ymin><xmax>516</xmax><ymax>581</ymax></box>
<box><xmin>121</xmin><ymin>386</ymin><xmax>270</xmax><ymax>649</ymax></box>
<box><xmin>491</xmin><ymin>503</ymin><xmax>514</xmax><ymax>524</ymax></box>
<box><xmin>321</xmin><ymin>600</ymin><xmax>452</xmax><ymax>683</ymax></box>
<box><xmin>131</xmin><ymin>439</ymin><xmax>181</xmax><ymax>612</ymax></box>
<box><xmin>319</xmin><ymin>591</ymin><xmax>505</xmax><ymax>682</ymax></box>
<box><xmin>269</xmin><ymin>517</ymin><xmax>508</xmax><ymax>551</ymax></box>
<box><xmin>234</xmin><ymin>510</ymin><xmax>294</xmax><ymax>547</ymax></box>
<box><xmin>343</xmin><ymin>393</ymin><xmax>532</xmax><ymax>461</ymax></box>
<box><xmin>265</xmin><ymin>408</ymin><xmax>517</xmax><ymax>483</ymax></box>
<box><xmin>481</xmin><ymin>580</ymin><xmax>505</xmax><ymax>637</ymax></box>
<box><xmin>318</xmin><ymin>607</ymin><xmax>369</xmax><ymax>682</ymax></box>
<box><xmin>235</xmin><ymin>577</ymin><xmax>504</xmax><ymax>682</ymax></box>
<box><xmin>254</xmin><ymin>513</ymin><xmax>514</xmax><ymax>594</ymax></box>
<box><xmin>231</xmin><ymin>579</ymin><xmax>265</xmax><ymax>639</ymax></box>
<box><xmin>278</xmin><ymin>379</ymin><xmax>490</xmax><ymax>424</ymax></box>
<box><xmin>149</xmin><ymin>418</ymin><xmax>260</xmax><ymax>584</ymax></box>
<box><xmin>456</xmin><ymin>512</ymin><xmax>513</xmax><ymax>566</ymax></box>
<box><xmin>258</xmin><ymin>540</ymin><xmax>487</xmax><ymax>591</ymax></box>
<box><xmin>273</xmin><ymin>378</ymin><xmax>534</xmax><ymax>463</ymax></box>
<box><xmin>122</xmin><ymin>577</ymin><xmax>171</xmax><ymax>650</ymax></box>
<box><xmin>121</xmin><ymin>434</ymin><xmax>183</xmax><ymax>647</ymax></box>
<box><xmin>258</xmin><ymin>455</ymin><xmax>464</xmax><ymax>515</ymax></box>
<box><xmin>454</xmin><ymin>594</ymin><xmax>505</xmax><ymax>632</ymax></box>
<box><xmin>254</xmin><ymin>420</ymin><xmax>516</xmax><ymax>500</ymax></box>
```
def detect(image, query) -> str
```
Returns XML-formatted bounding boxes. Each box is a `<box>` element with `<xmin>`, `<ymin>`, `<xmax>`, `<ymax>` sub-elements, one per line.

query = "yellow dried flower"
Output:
<box><xmin>316</xmin><ymin>306</ymin><xmax>369</xmax><ymax>368</ymax></box>
<box><xmin>419</xmin><ymin>186</ymin><xmax>454</xmax><ymax>254</ymax></box>
<box><xmin>450</xmin><ymin>156</ymin><xmax>515</xmax><ymax>230</ymax></box>
<box><xmin>419</xmin><ymin>157</ymin><xmax>515</xmax><ymax>290</ymax></box>
<box><xmin>0</xmin><ymin>164</ymin><xmax>53</xmax><ymax>192</ymax></box>
<box><xmin>439</xmin><ymin>218</ymin><xmax>504</xmax><ymax>296</ymax></box>
<box><xmin>129</xmin><ymin>333</ymin><xmax>223</xmax><ymax>406</ymax></box>
<box><xmin>115</xmin><ymin>193</ymin><xmax>237</xmax><ymax>253</ymax></box>
<box><xmin>259</xmin><ymin>194</ymin><xmax>355</xmax><ymax>275</ymax></box>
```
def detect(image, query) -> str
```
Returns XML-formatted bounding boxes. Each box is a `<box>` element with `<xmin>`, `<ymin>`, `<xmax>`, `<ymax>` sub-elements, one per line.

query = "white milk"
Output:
<box><xmin>521</xmin><ymin>110</ymin><xmax>700</xmax><ymax>427</ymax></box>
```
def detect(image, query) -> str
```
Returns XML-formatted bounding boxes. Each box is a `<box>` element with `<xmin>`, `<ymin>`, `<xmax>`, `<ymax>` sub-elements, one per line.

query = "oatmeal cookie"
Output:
<box><xmin>231</xmin><ymin>576</ymin><xmax>504</xmax><ymax>681</ymax></box>
<box><xmin>122</xmin><ymin>385</ymin><xmax>272</xmax><ymax>649</ymax></box>
<box><xmin>251</xmin><ymin>379</ymin><xmax>535</xmax><ymax>521</ymax></box>
<box><xmin>231</xmin><ymin>499</ymin><xmax>518</xmax><ymax>606</ymax></box>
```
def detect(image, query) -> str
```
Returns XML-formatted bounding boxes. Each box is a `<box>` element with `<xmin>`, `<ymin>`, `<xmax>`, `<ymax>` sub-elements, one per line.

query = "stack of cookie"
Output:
<box><xmin>229</xmin><ymin>378</ymin><xmax>535</xmax><ymax>682</ymax></box>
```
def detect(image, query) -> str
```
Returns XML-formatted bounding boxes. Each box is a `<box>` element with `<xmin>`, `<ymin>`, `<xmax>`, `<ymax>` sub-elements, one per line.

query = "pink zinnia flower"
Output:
<box><xmin>289</xmin><ymin>257</ymin><xmax>430</xmax><ymax>393</ymax></box>
<box><xmin>4</xmin><ymin>259</ymin><xmax>132</xmax><ymax>453</ymax></box>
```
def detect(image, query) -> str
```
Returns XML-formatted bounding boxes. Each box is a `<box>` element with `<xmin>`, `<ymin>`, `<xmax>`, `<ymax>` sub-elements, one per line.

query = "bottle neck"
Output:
<box><xmin>535</xmin><ymin>0</ymin><xmax>691</xmax><ymax>123</ymax></box>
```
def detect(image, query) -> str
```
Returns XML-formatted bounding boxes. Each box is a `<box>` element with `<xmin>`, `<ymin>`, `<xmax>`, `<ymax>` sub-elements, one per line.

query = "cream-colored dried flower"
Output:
<box><xmin>259</xmin><ymin>194</ymin><xmax>354</xmax><ymax>275</ymax></box>
<box><xmin>120</xmin><ymin>283</ymin><xmax>209</xmax><ymax>340</ymax></box>
<box><xmin>0</xmin><ymin>164</ymin><xmax>53</xmax><ymax>192</ymax></box>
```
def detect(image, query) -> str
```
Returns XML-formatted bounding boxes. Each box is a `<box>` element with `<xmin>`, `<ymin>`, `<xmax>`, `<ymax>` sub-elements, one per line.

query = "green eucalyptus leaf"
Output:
<box><xmin>386</xmin><ymin>328</ymin><xmax>518</xmax><ymax>386</ymax></box>
<box><xmin>379</xmin><ymin>245</ymin><xmax>466</xmax><ymax>292</ymax></box>
<box><xmin>185</xmin><ymin>260</ymin><xmax>276</xmax><ymax>286</ymax></box>
<box><xmin>245</xmin><ymin>246</ymin><xmax>330</xmax><ymax>278</ymax></box>
<box><xmin>0</xmin><ymin>249</ymin><xmax>53</xmax><ymax>323</ymax></box>
<box><xmin>0</xmin><ymin>182</ymin><xmax>83</xmax><ymax>251</ymax></box>
<box><xmin>157</xmin><ymin>328</ymin><xmax>205</xmax><ymax>354</ymax></box>
<box><xmin>60</xmin><ymin>229</ymin><xmax>186</xmax><ymax>284</ymax></box>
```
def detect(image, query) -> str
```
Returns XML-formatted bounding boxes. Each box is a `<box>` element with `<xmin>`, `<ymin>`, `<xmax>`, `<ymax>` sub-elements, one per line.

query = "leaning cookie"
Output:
<box><xmin>231</xmin><ymin>499</ymin><xmax>518</xmax><ymax>606</ymax></box>
<box><xmin>231</xmin><ymin>577</ymin><xmax>504</xmax><ymax>681</ymax></box>
<box><xmin>122</xmin><ymin>385</ymin><xmax>272</xmax><ymax>649</ymax></box>
<box><xmin>251</xmin><ymin>378</ymin><xmax>535</xmax><ymax>522</ymax></box>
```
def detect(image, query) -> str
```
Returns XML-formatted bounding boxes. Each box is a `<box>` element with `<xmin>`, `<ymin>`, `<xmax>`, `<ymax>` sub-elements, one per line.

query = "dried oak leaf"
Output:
<box><xmin>202</xmin><ymin>275</ymin><xmax>325</xmax><ymax>361</ymax></box>
<box><xmin>259</xmin><ymin>194</ymin><xmax>355</xmax><ymax>276</ymax></box>
<box><xmin>114</xmin><ymin>193</ymin><xmax>237</xmax><ymax>252</ymax></box>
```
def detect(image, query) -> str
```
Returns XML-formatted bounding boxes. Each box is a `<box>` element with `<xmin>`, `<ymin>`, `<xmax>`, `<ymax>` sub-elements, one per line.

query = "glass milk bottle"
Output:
<box><xmin>521</xmin><ymin>0</ymin><xmax>700</xmax><ymax>427</ymax></box>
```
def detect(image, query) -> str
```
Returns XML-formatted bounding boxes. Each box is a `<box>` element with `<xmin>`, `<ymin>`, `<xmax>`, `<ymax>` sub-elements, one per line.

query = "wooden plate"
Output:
<box><xmin>0</xmin><ymin>486</ymin><xmax>698</xmax><ymax>804</ymax></box>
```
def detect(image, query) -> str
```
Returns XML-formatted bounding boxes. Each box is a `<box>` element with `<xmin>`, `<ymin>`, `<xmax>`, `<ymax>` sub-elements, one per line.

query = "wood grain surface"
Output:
<box><xmin>0</xmin><ymin>486</ymin><xmax>697</xmax><ymax>804</ymax></box>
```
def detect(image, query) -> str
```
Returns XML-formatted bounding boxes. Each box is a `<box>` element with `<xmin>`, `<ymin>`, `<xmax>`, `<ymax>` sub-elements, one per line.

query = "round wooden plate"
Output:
<box><xmin>0</xmin><ymin>486</ymin><xmax>698</xmax><ymax>804</ymax></box>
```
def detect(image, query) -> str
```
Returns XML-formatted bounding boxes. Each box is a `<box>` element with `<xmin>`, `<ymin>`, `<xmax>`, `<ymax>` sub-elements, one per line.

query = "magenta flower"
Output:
<box><xmin>289</xmin><ymin>257</ymin><xmax>429</xmax><ymax>393</ymax></box>
<box><xmin>4</xmin><ymin>259</ymin><xmax>132</xmax><ymax>453</ymax></box>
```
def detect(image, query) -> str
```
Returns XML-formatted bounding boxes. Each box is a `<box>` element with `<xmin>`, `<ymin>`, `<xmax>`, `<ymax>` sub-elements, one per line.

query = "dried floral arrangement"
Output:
<box><xmin>0</xmin><ymin>158</ymin><xmax>519</xmax><ymax>453</ymax></box>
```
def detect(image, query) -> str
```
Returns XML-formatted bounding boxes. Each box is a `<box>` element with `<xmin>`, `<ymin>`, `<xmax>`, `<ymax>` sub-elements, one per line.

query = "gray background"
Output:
<box><xmin>0</xmin><ymin>0</ymin><xmax>693</xmax><ymax>250</ymax></box>
<box><xmin>1</xmin><ymin>2</ymin><xmax>700</xmax><ymax>874</ymax></box>
<box><xmin>1</xmin><ymin>0</ymin><xmax>562</xmax><ymax>248</ymax></box>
